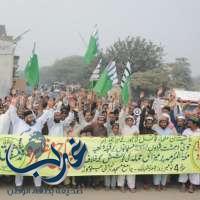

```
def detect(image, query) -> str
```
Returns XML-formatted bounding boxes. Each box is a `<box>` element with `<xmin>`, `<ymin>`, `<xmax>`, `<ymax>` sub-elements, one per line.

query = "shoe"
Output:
<box><xmin>155</xmin><ymin>185</ymin><xmax>161</xmax><ymax>191</ymax></box>
<box><xmin>129</xmin><ymin>188</ymin><xmax>136</xmax><ymax>193</ymax></box>
<box><xmin>119</xmin><ymin>187</ymin><xmax>126</xmax><ymax>193</ymax></box>
<box><xmin>180</xmin><ymin>184</ymin><xmax>187</xmax><ymax>192</ymax></box>
<box><xmin>161</xmin><ymin>185</ymin><xmax>167</xmax><ymax>191</ymax></box>
<box><xmin>188</xmin><ymin>185</ymin><xmax>194</xmax><ymax>193</ymax></box>
<box><xmin>143</xmin><ymin>184</ymin><xmax>150</xmax><ymax>190</ymax></box>
<box><xmin>105</xmin><ymin>186</ymin><xmax>110</xmax><ymax>191</ymax></box>
<box><xmin>15</xmin><ymin>186</ymin><xmax>23</xmax><ymax>191</ymax></box>
<box><xmin>92</xmin><ymin>183</ymin><xmax>96</xmax><ymax>189</ymax></box>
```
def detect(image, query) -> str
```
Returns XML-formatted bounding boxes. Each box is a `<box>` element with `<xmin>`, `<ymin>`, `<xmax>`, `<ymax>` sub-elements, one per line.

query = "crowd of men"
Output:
<box><xmin>0</xmin><ymin>87</ymin><xmax>200</xmax><ymax>193</ymax></box>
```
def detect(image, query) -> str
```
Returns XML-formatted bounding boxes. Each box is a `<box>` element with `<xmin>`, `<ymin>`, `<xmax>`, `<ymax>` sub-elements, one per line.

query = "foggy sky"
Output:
<box><xmin>1</xmin><ymin>0</ymin><xmax>200</xmax><ymax>76</ymax></box>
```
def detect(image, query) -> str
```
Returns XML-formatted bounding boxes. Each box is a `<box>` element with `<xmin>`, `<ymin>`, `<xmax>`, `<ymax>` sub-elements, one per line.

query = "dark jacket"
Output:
<box><xmin>84</xmin><ymin>123</ymin><xmax>107</xmax><ymax>137</ymax></box>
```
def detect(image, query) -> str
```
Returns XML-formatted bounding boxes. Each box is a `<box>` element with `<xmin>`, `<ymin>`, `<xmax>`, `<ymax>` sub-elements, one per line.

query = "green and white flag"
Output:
<box><xmin>93</xmin><ymin>61</ymin><xmax>118</xmax><ymax>97</ymax></box>
<box><xmin>121</xmin><ymin>62</ymin><xmax>132</xmax><ymax>105</ymax></box>
<box><xmin>24</xmin><ymin>44</ymin><xmax>40</xmax><ymax>88</ymax></box>
<box><xmin>88</xmin><ymin>59</ymin><xmax>102</xmax><ymax>89</ymax></box>
<box><xmin>84</xmin><ymin>26</ymin><xmax>99</xmax><ymax>65</ymax></box>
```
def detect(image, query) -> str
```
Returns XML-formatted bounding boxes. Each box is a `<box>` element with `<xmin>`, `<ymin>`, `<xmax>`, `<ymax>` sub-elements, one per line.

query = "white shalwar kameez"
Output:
<box><xmin>153</xmin><ymin>126</ymin><xmax>174</xmax><ymax>186</ymax></box>
<box><xmin>8</xmin><ymin>105</ymin><xmax>51</xmax><ymax>187</ymax></box>
<box><xmin>117</xmin><ymin>124</ymin><xmax>139</xmax><ymax>189</ymax></box>
<box><xmin>179</xmin><ymin>128</ymin><xmax>200</xmax><ymax>185</ymax></box>
<box><xmin>48</xmin><ymin>110</ymin><xmax>74</xmax><ymax>137</ymax></box>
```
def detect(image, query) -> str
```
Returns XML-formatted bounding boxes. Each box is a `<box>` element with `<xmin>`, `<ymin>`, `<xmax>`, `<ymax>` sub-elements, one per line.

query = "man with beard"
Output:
<box><xmin>175</xmin><ymin>114</ymin><xmax>186</xmax><ymax>135</ymax></box>
<box><xmin>84</xmin><ymin>115</ymin><xmax>107</xmax><ymax>137</ymax></box>
<box><xmin>106</xmin><ymin>111</ymin><xmax>118</xmax><ymax>135</ymax></box>
<box><xmin>178</xmin><ymin>117</ymin><xmax>200</xmax><ymax>193</ymax></box>
<box><xmin>153</xmin><ymin>114</ymin><xmax>174</xmax><ymax>190</ymax></box>
<box><xmin>47</xmin><ymin>109</ymin><xmax>74</xmax><ymax>137</ymax></box>
<box><xmin>77</xmin><ymin>99</ymin><xmax>100</xmax><ymax>131</ymax></box>
<box><xmin>83</xmin><ymin>114</ymin><xmax>107</xmax><ymax>188</ymax></box>
<box><xmin>8</xmin><ymin>97</ymin><xmax>52</xmax><ymax>187</ymax></box>
<box><xmin>139</xmin><ymin>115</ymin><xmax>157</xmax><ymax>189</ymax></box>
<box><xmin>118</xmin><ymin>114</ymin><xmax>139</xmax><ymax>193</ymax></box>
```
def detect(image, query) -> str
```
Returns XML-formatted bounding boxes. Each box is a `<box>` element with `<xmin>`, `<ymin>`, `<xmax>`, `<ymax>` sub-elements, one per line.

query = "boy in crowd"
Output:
<box><xmin>153</xmin><ymin>114</ymin><xmax>174</xmax><ymax>190</ymax></box>
<box><xmin>104</xmin><ymin>122</ymin><xmax>120</xmax><ymax>190</ymax></box>
<box><xmin>118</xmin><ymin>114</ymin><xmax>139</xmax><ymax>193</ymax></box>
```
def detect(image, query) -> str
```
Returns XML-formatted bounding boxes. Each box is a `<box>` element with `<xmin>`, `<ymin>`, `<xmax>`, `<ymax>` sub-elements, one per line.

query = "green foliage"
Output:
<box><xmin>131</xmin><ymin>57</ymin><xmax>194</xmax><ymax>96</ymax></box>
<box><xmin>169</xmin><ymin>58</ymin><xmax>193</xmax><ymax>89</ymax></box>
<box><xmin>40</xmin><ymin>56</ymin><xmax>92</xmax><ymax>85</ymax></box>
<box><xmin>104</xmin><ymin>36</ymin><xmax>164</xmax><ymax>77</ymax></box>
<box><xmin>37</xmin><ymin>36</ymin><xmax>194</xmax><ymax>96</ymax></box>
<box><xmin>193</xmin><ymin>76</ymin><xmax>200</xmax><ymax>91</ymax></box>
<box><xmin>131</xmin><ymin>66</ymin><xmax>169</xmax><ymax>95</ymax></box>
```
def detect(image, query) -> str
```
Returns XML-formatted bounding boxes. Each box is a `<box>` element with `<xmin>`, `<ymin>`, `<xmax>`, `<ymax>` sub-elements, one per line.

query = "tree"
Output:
<box><xmin>131</xmin><ymin>66</ymin><xmax>170</xmax><ymax>96</ymax></box>
<box><xmin>193</xmin><ymin>76</ymin><xmax>200</xmax><ymax>91</ymax></box>
<box><xmin>131</xmin><ymin>57</ymin><xmax>194</xmax><ymax>97</ymax></box>
<box><xmin>104</xmin><ymin>36</ymin><xmax>164</xmax><ymax>77</ymax></box>
<box><xmin>40</xmin><ymin>56</ymin><xmax>91</xmax><ymax>85</ymax></box>
<box><xmin>168</xmin><ymin>57</ymin><xmax>193</xmax><ymax>90</ymax></box>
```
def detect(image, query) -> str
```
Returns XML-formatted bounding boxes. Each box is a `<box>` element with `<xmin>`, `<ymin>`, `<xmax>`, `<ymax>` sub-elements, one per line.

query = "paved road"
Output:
<box><xmin>1</xmin><ymin>184</ymin><xmax>200</xmax><ymax>200</ymax></box>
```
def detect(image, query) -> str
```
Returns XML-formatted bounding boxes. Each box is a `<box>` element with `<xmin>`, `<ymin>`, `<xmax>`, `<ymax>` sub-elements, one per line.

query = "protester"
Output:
<box><xmin>104</xmin><ymin>122</ymin><xmax>120</xmax><ymax>190</ymax></box>
<box><xmin>84</xmin><ymin>114</ymin><xmax>107</xmax><ymax>188</ymax></box>
<box><xmin>84</xmin><ymin>115</ymin><xmax>107</xmax><ymax>137</ymax></box>
<box><xmin>47</xmin><ymin>105</ymin><xmax>74</xmax><ymax>137</ymax></box>
<box><xmin>153</xmin><ymin>114</ymin><xmax>174</xmax><ymax>190</ymax></box>
<box><xmin>8</xmin><ymin>97</ymin><xmax>52</xmax><ymax>187</ymax></box>
<box><xmin>0</xmin><ymin>85</ymin><xmax>200</xmax><ymax>193</ymax></box>
<box><xmin>178</xmin><ymin>117</ymin><xmax>200</xmax><ymax>193</ymax></box>
<box><xmin>175</xmin><ymin>114</ymin><xmax>186</xmax><ymax>135</ymax></box>
<box><xmin>139</xmin><ymin>109</ymin><xmax>157</xmax><ymax>189</ymax></box>
<box><xmin>76</xmin><ymin>128</ymin><xmax>93</xmax><ymax>188</ymax></box>
<box><xmin>118</xmin><ymin>112</ymin><xmax>139</xmax><ymax>193</ymax></box>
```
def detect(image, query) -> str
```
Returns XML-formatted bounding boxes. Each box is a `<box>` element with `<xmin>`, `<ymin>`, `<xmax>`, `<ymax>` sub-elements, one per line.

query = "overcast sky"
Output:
<box><xmin>1</xmin><ymin>0</ymin><xmax>200</xmax><ymax>76</ymax></box>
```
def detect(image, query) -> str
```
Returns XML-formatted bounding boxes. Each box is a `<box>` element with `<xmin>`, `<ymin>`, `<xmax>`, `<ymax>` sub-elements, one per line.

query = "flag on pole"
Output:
<box><xmin>121</xmin><ymin>62</ymin><xmax>132</xmax><ymax>105</ymax></box>
<box><xmin>24</xmin><ymin>43</ymin><xmax>39</xmax><ymax>88</ymax></box>
<box><xmin>88</xmin><ymin>59</ymin><xmax>102</xmax><ymax>89</ymax></box>
<box><xmin>93</xmin><ymin>61</ymin><xmax>118</xmax><ymax>96</ymax></box>
<box><xmin>84</xmin><ymin>26</ymin><xmax>99</xmax><ymax>65</ymax></box>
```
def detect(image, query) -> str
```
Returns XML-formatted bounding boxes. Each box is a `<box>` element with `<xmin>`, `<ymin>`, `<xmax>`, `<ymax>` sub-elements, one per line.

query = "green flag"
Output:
<box><xmin>93</xmin><ymin>61</ymin><xmax>118</xmax><ymax>96</ymax></box>
<box><xmin>121</xmin><ymin>79</ymin><xmax>130</xmax><ymax>105</ymax></box>
<box><xmin>84</xmin><ymin>28</ymin><xmax>98</xmax><ymax>65</ymax></box>
<box><xmin>121</xmin><ymin>62</ymin><xmax>132</xmax><ymax>105</ymax></box>
<box><xmin>25</xmin><ymin>50</ymin><xmax>39</xmax><ymax>87</ymax></box>
<box><xmin>87</xmin><ymin>80</ymin><xmax>98</xmax><ymax>90</ymax></box>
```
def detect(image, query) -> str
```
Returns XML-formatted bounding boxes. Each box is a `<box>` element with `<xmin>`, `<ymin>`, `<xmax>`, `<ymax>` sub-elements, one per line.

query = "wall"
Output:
<box><xmin>0</xmin><ymin>39</ymin><xmax>14</xmax><ymax>98</ymax></box>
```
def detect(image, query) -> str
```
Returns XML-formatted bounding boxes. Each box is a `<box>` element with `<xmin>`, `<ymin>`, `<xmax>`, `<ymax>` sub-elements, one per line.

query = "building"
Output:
<box><xmin>0</xmin><ymin>25</ymin><xmax>19</xmax><ymax>97</ymax></box>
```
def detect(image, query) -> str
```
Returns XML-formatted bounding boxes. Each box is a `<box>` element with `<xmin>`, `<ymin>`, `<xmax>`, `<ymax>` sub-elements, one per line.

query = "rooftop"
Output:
<box><xmin>0</xmin><ymin>25</ymin><xmax>6</xmax><ymax>37</ymax></box>
<box><xmin>0</xmin><ymin>25</ymin><xmax>13</xmax><ymax>41</ymax></box>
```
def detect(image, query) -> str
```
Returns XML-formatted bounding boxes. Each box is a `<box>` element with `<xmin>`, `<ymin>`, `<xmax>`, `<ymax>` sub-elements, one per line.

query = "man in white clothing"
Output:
<box><xmin>47</xmin><ymin>109</ymin><xmax>74</xmax><ymax>137</ymax></box>
<box><xmin>153</xmin><ymin>114</ymin><xmax>174</xmax><ymax>190</ymax></box>
<box><xmin>78</xmin><ymin>105</ymin><xmax>99</xmax><ymax>128</ymax></box>
<box><xmin>8</xmin><ymin>98</ymin><xmax>52</xmax><ymax>187</ymax></box>
<box><xmin>118</xmin><ymin>115</ymin><xmax>139</xmax><ymax>193</ymax></box>
<box><xmin>179</xmin><ymin>117</ymin><xmax>200</xmax><ymax>193</ymax></box>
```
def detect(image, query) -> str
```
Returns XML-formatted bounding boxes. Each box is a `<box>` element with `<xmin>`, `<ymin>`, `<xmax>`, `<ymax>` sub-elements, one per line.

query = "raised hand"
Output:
<box><xmin>157</xmin><ymin>87</ymin><xmax>163</xmax><ymax>97</ymax></box>
<box><xmin>139</xmin><ymin>91</ymin><xmax>145</xmax><ymax>99</ymax></box>
<box><xmin>10</xmin><ymin>97</ymin><xmax>19</xmax><ymax>107</ymax></box>
<box><xmin>69</xmin><ymin>99</ymin><xmax>76</xmax><ymax>111</ymax></box>
<box><xmin>47</xmin><ymin>99</ymin><xmax>55</xmax><ymax>109</ymax></box>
